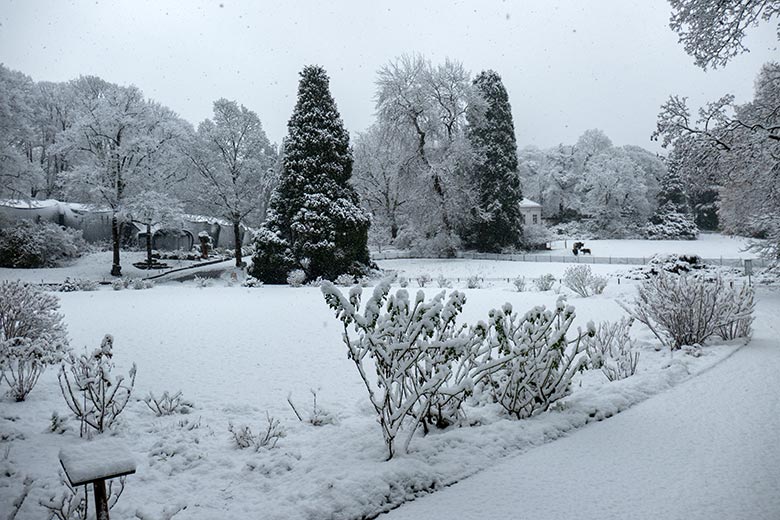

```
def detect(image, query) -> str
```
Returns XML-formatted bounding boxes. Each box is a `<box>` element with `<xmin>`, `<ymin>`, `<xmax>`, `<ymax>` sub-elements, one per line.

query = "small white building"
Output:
<box><xmin>519</xmin><ymin>198</ymin><xmax>543</xmax><ymax>226</ymax></box>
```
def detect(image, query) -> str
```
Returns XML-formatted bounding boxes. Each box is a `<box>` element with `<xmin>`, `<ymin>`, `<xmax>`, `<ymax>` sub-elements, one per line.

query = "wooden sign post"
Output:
<box><xmin>59</xmin><ymin>439</ymin><xmax>136</xmax><ymax>520</ymax></box>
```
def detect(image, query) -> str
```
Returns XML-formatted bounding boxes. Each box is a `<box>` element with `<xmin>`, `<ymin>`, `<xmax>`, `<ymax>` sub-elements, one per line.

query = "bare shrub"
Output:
<box><xmin>624</xmin><ymin>273</ymin><xmax>755</xmax><ymax>350</ymax></box>
<box><xmin>585</xmin><ymin>318</ymin><xmax>640</xmax><ymax>381</ymax></box>
<box><xmin>0</xmin><ymin>281</ymin><xmax>69</xmax><ymax>401</ymax></box>
<box><xmin>416</xmin><ymin>273</ymin><xmax>432</xmax><ymax>287</ymax></box>
<box><xmin>40</xmin><ymin>470</ymin><xmax>125</xmax><ymax>520</ymax></box>
<box><xmin>228</xmin><ymin>413</ymin><xmax>285</xmax><ymax>450</ymax></box>
<box><xmin>534</xmin><ymin>273</ymin><xmax>556</xmax><ymax>291</ymax></box>
<box><xmin>716</xmin><ymin>283</ymin><xmax>755</xmax><ymax>341</ymax></box>
<box><xmin>287</xmin><ymin>389</ymin><xmax>338</xmax><ymax>426</ymax></box>
<box><xmin>143</xmin><ymin>391</ymin><xmax>194</xmax><ymax>416</ymax></box>
<box><xmin>58</xmin><ymin>334</ymin><xmax>137</xmax><ymax>436</ymax></box>
<box><xmin>435</xmin><ymin>274</ymin><xmax>451</xmax><ymax>288</ymax></box>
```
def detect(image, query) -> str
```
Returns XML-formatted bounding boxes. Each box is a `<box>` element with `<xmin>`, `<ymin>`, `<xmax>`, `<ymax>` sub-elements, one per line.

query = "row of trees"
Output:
<box><xmin>0</xmin><ymin>66</ymin><xmax>278</xmax><ymax>274</ymax></box>
<box><xmin>655</xmin><ymin>0</ymin><xmax>779</xmax><ymax>263</ymax></box>
<box><xmin>353</xmin><ymin>56</ymin><xmax>525</xmax><ymax>255</ymax></box>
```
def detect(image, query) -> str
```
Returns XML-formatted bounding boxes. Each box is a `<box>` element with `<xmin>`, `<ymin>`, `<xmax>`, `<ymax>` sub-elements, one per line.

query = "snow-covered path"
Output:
<box><xmin>382</xmin><ymin>290</ymin><xmax>780</xmax><ymax>520</ymax></box>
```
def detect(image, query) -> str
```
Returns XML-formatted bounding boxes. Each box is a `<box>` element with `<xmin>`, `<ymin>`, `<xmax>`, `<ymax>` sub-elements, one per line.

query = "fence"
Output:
<box><xmin>370</xmin><ymin>250</ymin><xmax>767</xmax><ymax>269</ymax></box>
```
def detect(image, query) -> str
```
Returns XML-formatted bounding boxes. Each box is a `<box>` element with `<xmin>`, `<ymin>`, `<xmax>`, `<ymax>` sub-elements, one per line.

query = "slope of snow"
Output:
<box><xmin>382</xmin><ymin>289</ymin><xmax>780</xmax><ymax>520</ymax></box>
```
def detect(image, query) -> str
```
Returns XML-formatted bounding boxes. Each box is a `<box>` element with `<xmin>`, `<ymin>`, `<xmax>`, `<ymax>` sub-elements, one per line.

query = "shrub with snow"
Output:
<box><xmin>585</xmin><ymin>318</ymin><xmax>640</xmax><ymax>381</ymax></box>
<box><xmin>416</xmin><ymin>273</ymin><xmax>432</xmax><ymax>287</ymax></box>
<box><xmin>335</xmin><ymin>273</ymin><xmax>356</xmax><ymax>286</ymax></box>
<box><xmin>57</xmin><ymin>278</ymin><xmax>98</xmax><ymax>292</ymax></box>
<box><xmin>534</xmin><ymin>273</ymin><xmax>556</xmax><ymax>291</ymax></box>
<box><xmin>58</xmin><ymin>334</ymin><xmax>137</xmax><ymax>436</ymax></box>
<box><xmin>483</xmin><ymin>298</ymin><xmax>592</xmax><ymax>419</ymax></box>
<box><xmin>111</xmin><ymin>278</ymin><xmax>126</xmax><ymax>291</ymax></box>
<box><xmin>241</xmin><ymin>275</ymin><xmax>264</xmax><ymax>288</ymax></box>
<box><xmin>623</xmin><ymin>273</ymin><xmax>755</xmax><ymax>350</ymax></box>
<box><xmin>321</xmin><ymin>280</ymin><xmax>481</xmax><ymax>459</ymax></box>
<box><xmin>512</xmin><ymin>276</ymin><xmax>526</xmax><ymax>292</ymax></box>
<box><xmin>143</xmin><ymin>390</ymin><xmax>194</xmax><ymax>416</ymax></box>
<box><xmin>228</xmin><ymin>412</ymin><xmax>285</xmax><ymax>450</ymax></box>
<box><xmin>644</xmin><ymin>203</ymin><xmax>698</xmax><ymax>240</ymax></box>
<box><xmin>562</xmin><ymin>265</ymin><xmax>607</xmax><ymax>297</ymax></box>
<box><xmin>0</xmin><ymin>281</ymin><xmax>69</xmax><ymax>401</ymax></box>
<box><xmin>131</xmin><ymin>278</ymin><xmax>154</xmax><ymax>290</ymax></box>
<box><xmin>192</xmin><ymin>275</ymin><xmax>212</xmax><ymax>288</ymax></box>
<box><xmin>287</xmin><ymin>390</ymin><xmax>338</xmax><ymax>427</ymax></box>
<box><xmin>435</xmin><ymin>274</ymin><xmax>451</xmax><ymax>288</ymax></box>
<box><xmin>0</xmin><ymin>219</ymin><xmax>86</xmax><ymax>268</ymax></box>
<box><xmin>287</xmin><ymin>269</ymin><xmax>306</xmax><ymax>287</ymax></box>
<box><xmin>715</xmin><ymin>283</ymin><xmax>756</xmax><ymax>341</ymax></box>
<box><xmin>466</xmin><ymin>274</ymin><xmax>482</xmax><ymax>289</ymax></box>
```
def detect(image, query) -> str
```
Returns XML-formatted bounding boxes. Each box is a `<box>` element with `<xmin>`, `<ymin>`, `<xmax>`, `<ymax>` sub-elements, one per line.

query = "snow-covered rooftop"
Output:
<box><xmin>518</xmin><ymin>198</ymin><xmax>542</xmax><ymax>208</ymax></box>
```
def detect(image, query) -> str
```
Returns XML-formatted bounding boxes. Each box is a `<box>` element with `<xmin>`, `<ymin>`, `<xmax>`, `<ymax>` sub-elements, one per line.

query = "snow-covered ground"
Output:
<box><xmin>543</xmin><ymin>232</ymin><xmax>758</xmax><ymax>259</ymax></box>
<box><xmin>1</xmin><ymin>248</ymin><xmax>774</xmax><ymax>519</ymax></box>
<box><xmin>383</xmin><ymin>289</ymin><xmax>780</xmax><ymax>520</ymax></box>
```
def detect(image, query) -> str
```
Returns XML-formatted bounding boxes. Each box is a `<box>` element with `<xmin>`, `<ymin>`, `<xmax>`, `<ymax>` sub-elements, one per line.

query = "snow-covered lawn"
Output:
<box><xmin>0</xmin><ymin>256</ymin><xmax>769</xmax><ymax>519</ymax></box>
<box><xmin>543</xmin><ymin>232</ymin><xmax>758</xmax><ymax>259</ymax></box>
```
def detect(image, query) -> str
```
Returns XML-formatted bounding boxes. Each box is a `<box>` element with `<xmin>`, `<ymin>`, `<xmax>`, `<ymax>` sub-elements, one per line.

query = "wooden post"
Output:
<box><xmin>93</xmin><ymin>478</ymin><xmax>110</xmax><ymax>520</ymax></box>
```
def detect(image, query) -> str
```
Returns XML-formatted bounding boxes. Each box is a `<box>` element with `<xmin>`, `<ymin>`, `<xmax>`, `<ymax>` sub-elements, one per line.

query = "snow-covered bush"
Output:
<box><xmin>58</xmin><ymin>334</ymin><xmax>137</xmax><ymax>436</ymax></box>
<box><xmin>228</xmin><ymin>413</ymin><xmax>285</xmax><ymax>450</ymax></box>
<box><xmin>483</xmin><ymin>298</ymin><xmax>592</xmax><ymax>419</ymax></box>
<box><xmin>143</xmin><ymin>390</ymin><xmax>194</xmax><ymax>416</ymax></box>
<box><xmin>48</xmin><ymin>411</ymin><xmax>71</xmax><ymax>434</ymax></box>
<box><xmin>398</xmin><ymin>276</ymin><xmax>409</xmax><ymax>288</ymax></box>
<box><xmin>335</xmin><ymin>273</ymin><xmax>355</xmax><ymax>286</ymax></box>
<box><xmin>512</xmin><ymin>276</ymin><xmax>526</xmax><ymax>292</ymax></box>
<box><xmin>416</xmin><ymin>273</ymin><xmax>432</xmax><ymax>287</ymax></box>
<box><xmin>0</xmin><ymin>281</ymin><xmax>69</xmax><ymax>401</ymax></box>
<box><xmin>321</xmin><ymin>280</ymin><xmax>481</xmax><ymax>459</ymax></box>
<box><xmin>624</xmin><ymin>273</ymin><xmax>755</xmax><ymax>350</ymax></box>
<box><xmin>111</xmin><ymin>278</ymin><xmax>126</xmax><ymax>291</ymax></box>
<box><xmin>287</xmin><ymin>269</ymin><xmax>306</xmax><ymax>287</ymax></box>
<box><xmin>0</xmin><ymin>219</ymin><xmax>85</xmax><ymax>268</ymax></box>
<box><xmin>57</xmin><ymin>278</ymin><xmax>98</xmax><ymax>292</ymax></box>
<box><xmin>716</xmin><ymin>283</ymin><xmax>756</xmax><ymax>341</ymax></box>
<box><xmin>241</xmin><ymin>275</ymin><xmax>264</xmax><ymax>288</ymax></box>
<box><xmin>435</xmin><ymin>274</ymin><xmax>451</xmax><ymax>288</ymax></box>
<box><xmin>192</xmin><ymin>275</ymin><xmax>212</xmax><ymax>288</ymax></box>
<box><xmin>466</xmin><ymin>274</ymin><xmax>482</xmax><ymax>289</ymax></box>
<box><xmin>534</xmin><ymin>273</ymin><xmax>556</xmax><ymax>291</ymax></box>
<box><xmin>585</xmin><ymin>318</ymin><xmax>639</xmax><ymax>381</ymax></box>
<box><xmin>590</xmin><ymin>274</ymin><xmax>608</xmax><ymax>294</ymax></box>
<box><xmin>563</xmin><ymin>265</ymin><xmax>593</xmax><ymax>297</ymax></box>
<box><xmin>131</xmin><ymin>278</ymin><xmax>154</xmax><ymax>290</ymax></box>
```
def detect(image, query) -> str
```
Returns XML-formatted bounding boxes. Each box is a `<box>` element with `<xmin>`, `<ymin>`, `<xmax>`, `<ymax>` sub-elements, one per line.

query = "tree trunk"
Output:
<box><xmin>233</xmin><ymin>220</ymin><xmax>243</xmax><ymax>267</ymax></box>
<box><xmin>111</xmin><ymin>214</ymin><xmax>122</xmax><ymax>277</ymax></box>
<box><xmin>146</xmin><ymin>223</ymin><xmax>153</xmax><ymax>267</ymax></box>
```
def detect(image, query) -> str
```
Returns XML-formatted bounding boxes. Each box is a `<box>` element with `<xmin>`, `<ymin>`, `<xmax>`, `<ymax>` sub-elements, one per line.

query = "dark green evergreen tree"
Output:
<box><xmin>646</xmin><ymin>156</ymin><xmax>698</xmax><ymax>239</ymax></box>
<box><xmin>464</xmin><ymin>70</ymin><xmax>524</xmax><ymax>252</ymax></box>
<box><xmin>250</xmin><ymin>65</ymin><xmax>370</xmax><ymax>283</ymax></box>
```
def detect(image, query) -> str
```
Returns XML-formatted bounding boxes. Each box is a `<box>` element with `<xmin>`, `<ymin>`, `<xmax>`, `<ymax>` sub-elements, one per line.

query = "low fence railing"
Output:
<box><xmin>370</xmin><ymin>250</ymin><xmax>766</xmax><ymax>268</ymax></box>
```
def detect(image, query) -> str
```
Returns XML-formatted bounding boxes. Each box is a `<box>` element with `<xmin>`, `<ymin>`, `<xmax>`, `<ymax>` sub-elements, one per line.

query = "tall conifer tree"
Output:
<box><xmin>251</xmin><ymin>66</ymin><xmax>370</xmax><ymax>282</ymax></box>
<box><xmin>465</xmin><ymin>70</ymin><xmax>524</xmax><ymax>252</ymax></box>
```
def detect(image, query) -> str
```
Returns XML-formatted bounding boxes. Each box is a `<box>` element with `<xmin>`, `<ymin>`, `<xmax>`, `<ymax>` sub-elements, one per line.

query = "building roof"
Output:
<box><xmin>518</xmin><ymin>198</ymin><xmax>542</xmax><ymax>208</ymax></box>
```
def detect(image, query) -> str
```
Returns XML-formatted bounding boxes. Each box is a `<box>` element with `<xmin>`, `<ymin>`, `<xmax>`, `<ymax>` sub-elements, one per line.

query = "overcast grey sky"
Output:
<box><xmin>1</xmin><ymin>0</ymin><xmax>776</xmax><ymax>150</ymax></box>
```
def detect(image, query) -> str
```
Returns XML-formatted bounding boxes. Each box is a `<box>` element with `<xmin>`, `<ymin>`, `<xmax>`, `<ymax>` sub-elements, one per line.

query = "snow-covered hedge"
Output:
<box><xmin>0</xmin><ymin>219</ymin><xmax>86</xmax><ymax>268</ymax></box>
<box><xmin>0</xmin><ymin>281</ymin><xmax>69</xmax><ymax>401</ymax></box>
<box><xmin>321</xmin><ymin>280</ymin><xmax>594</xmax><ymax>459</ymax></box>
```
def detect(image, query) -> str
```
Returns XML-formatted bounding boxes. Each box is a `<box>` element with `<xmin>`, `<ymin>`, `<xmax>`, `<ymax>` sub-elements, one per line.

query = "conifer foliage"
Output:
<box><xmin>464</xmin><ymin>70</ymin><xmax>524</xmax><ymax>252</ymax></box>
<box><xmin>251</xmin><ymin>66</ymin><xmax>370</xmax><ymax>283</ymax></box>
<box><xmin>645</xmin><ymin>159</ymin><xmax>698</xmax><ymax>240</ymax></box>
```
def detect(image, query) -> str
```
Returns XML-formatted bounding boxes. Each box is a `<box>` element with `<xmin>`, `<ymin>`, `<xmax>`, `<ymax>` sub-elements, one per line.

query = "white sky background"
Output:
<box><xmin>0</xmin><ymin>0</ymin><xmax>776</xmax><ymax>150</ymax></box>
